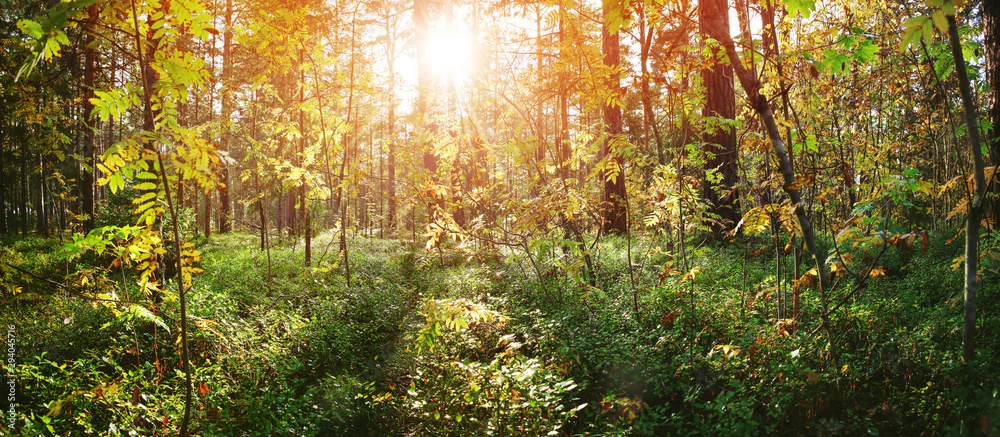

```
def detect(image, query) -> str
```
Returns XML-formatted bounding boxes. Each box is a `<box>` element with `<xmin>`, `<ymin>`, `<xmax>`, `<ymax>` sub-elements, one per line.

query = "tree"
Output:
<box><xmin>699</xmin><ymin>0</ymin><xmax>738</xmax><ymax>236</ymax></box>
<box><xmin>219</xmin><ymin>0</ymin><xmax>233</xmax><ymax>233</ymax></box>
<box><xmin>985</xmin><ymin>0</ymin><xmax>1000</xmax><ymax>226</ymax></box>
<box><xmin>944</xmin><ymin>7</ymin><xmax>985</xmax><ymax>364</ymax></box>
<box><xmin>80</xmin><ymin>3</ymin><xmax>98</xmax><ymax>232</ymax></box>
<box><xmin>600</xmin><ymin>3</ymin><xmax>627</xmax><ymax>234</ymax></box>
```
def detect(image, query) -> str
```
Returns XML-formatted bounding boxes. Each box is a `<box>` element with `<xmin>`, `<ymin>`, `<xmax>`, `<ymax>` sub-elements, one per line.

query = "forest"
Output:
<box><xmin>1</xmin><ymin>0</ymin><xmax>999</xmax><ymax>434</ymax></box>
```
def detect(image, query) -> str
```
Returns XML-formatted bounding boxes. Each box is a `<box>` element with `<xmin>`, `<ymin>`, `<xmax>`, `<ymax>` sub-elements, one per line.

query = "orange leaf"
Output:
<box><xmin>199</xmin><ymin>382</ymin><xmax>209</xmax><ymax>397</ymax></box>
<box><xmin>869</xmin><ymin>266</ymin><xmax>886</xmax><ymax>278</ymax></box>
<box><xmin>807</xmin><ymin>371</ymin><xmax>819</xmax><ymax>383</ymax></box>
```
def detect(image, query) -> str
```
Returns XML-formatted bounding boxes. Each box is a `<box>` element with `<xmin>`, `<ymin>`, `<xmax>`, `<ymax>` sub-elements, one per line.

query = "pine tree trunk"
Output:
<box><xmin>218</xmin><ymin>0</ymin><xmax>233</xmax><ymax>233</ymax></box>
<box><xmin>984</xmin><ymin>0</ymin><xmax>1000</xmax><ymax>227</ymax></box>
<box><xmin>601</xmin><ymin>6</ymin><xmax>627</xmax><ymax>234</ymax></box>
<box><xmin>80</xmin><ymin>4</ymin><xmax>98</xmax><ymax>232</ymax></box>
<box><xmin>700</xmin><ymin>0</ymin><xmax>739</xmax><ymax>236</ymax></box>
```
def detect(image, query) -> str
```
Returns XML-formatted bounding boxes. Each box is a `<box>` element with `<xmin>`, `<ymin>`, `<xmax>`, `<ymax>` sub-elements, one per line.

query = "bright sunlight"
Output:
<box><xmin>422</xmin><ymin>28</ymin><xmax>476</xmax><ymax>83</ymax></box>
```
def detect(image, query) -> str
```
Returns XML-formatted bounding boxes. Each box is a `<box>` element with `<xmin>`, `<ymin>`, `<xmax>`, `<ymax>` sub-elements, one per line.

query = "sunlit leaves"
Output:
<box><xmin>416</xmin><ymin>299</ymin><xmax>505</xmax><ymax>352</ymax></box>
<box><xmin>732</xmin><ymin>206</ymin><xmax>772</xmax><ymax>236</ymax></box>
<box><xmin>898</xmin><ymin>1</ymin><xmax>960</xmax><ymax>53</ymax></box>
<box><xmin>819</xmin><ymin>30</ymin><xmax>881</xmax><ymax>75</ymax></box>
<box><xmin>782</xmin><ymin>0</ymin><xmax>816</xmax><ymax>18</ymax></box>
<box><xmin>17</xmin><ymin>19</ymin><xmax>43</xmax><ymax>39</ymax></box>
<box><xmin>14</xmin><ymin>0</ymin><xmax>102</xmax><ymax>79</ymax></box>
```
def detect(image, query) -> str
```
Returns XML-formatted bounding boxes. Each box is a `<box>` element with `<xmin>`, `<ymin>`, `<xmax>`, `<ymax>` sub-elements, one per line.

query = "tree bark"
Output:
<box><xmin>700</xmin><ymin>0</ymin><xmax>739</xmax><ymax>236</ymax></box>
<box><xmin>984</xmin><ymin>0</ymin><xmax>1000</xmax><ymax>228</ymax></box>
<box><xmin>81</xmin><ymin>4</ymin><xmax>99</xmax><ymax>232</ymax></box>
<box><xmin>601</xmin><ymin>5</ymin><xmax>627</xmax><ymax>234</ymax></box>
<box><xmin>218</xmin><ymin>0</ymin><xmax>233</xmax><ymax>233</ymax></box>
<box><xmin>947</xmin><ymin>13</ymin><xmax>985</xmax><ymax>364</ymax></box>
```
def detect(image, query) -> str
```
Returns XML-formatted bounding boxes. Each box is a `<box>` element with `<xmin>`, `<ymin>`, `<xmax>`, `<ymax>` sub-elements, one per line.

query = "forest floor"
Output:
<box><xmin>2</xmin><ymin>230</ymin><xmax>1000</xmax><ymax>436</ymax></box>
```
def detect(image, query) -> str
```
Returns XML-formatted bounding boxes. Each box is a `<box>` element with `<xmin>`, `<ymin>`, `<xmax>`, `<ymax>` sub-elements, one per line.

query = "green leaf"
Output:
<box><xmin>127</xmin><ymin>304</ymin><xmax>169</xmax><ymax>332</ymax></box>
<box><xmin>931</xmin><ymin>10</ymin><xmax>948</xmax><ymax>33</ymax></box>
<box><xmin>17</xmin><ymin>19</ymin><xmax>43</xmax><ymax>39</ymax></box>
<box><xmin>782</xmin><ymin>0</ymin><xmax>816</xmax><ymax>18</ymax></box>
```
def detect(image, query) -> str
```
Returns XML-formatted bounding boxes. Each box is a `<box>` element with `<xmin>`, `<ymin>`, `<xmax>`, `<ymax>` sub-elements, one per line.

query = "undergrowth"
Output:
<box><xmin>1</xmin><ymin>230</ymin><xmax>998</xmax><ymax>436</ymax></box>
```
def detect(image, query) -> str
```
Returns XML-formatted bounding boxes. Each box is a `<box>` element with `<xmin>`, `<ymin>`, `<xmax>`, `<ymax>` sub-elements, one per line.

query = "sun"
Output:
<box><xmin>422</xmin><ymin>28</ymin><xmax>475</xmax><ymax>84</ymax></box>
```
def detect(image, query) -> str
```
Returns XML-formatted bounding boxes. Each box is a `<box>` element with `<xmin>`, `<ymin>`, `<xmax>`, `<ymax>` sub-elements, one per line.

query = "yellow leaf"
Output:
<box><xmin>679</xmin><ymin>267</ymin><xmax>701</xmax><ymax>283</ymax></box>
<box><xmin>869</xmin><ymin>266</ymin><xmax>886</xmax><ymax>278</ymax></box>
<box><xmin>951</xmin><ymin>255</ymin><xmax>965</xmax><ymax>271</ymax></box>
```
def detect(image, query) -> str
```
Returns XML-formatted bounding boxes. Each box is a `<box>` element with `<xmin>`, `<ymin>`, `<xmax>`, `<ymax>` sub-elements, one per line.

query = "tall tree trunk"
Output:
<box><xmin>20</xmin><ymin>139</ymin><xmax>29</xmax><ymax>236</ymax></box>
<box><xmin>388</xmin><ymin>74</ymin><xmax>397</xmax><ymax>233</ymax></box>
<box><xmin>204</xmin><ymin>191</ymin><xmax>212</xmax><ymax>238</ymax></box>
<box><xmin>984</xmin><ymin>0</ymin><xmax>1000</xmax><ymax>228</ymax></box>
<box><xmin>601</xmin><ymin>5</ymin><xmax>627</xmax><ymax>234</ymax></box>
<box><xmin>535</xmin><ymin>5</ymin><xmax>546</xmax><ymax>178</ymax></box>
<box><xmin>638</xmin><ymin>2</ymin><xmax>665</xmax><ymax>166</ymax></box>
<box><xmin>299</xmin><ymin>48</ymin><xmax>310</xmax><ymax>266</ymax></box>
<box><xmin>946</xmin><ymin>13</ymin><xmax>985</xmax><ymax>364</ymax></box>
<box><xmin>35</xmin><ymin>157</ymin><xmax>48</xmax><ymax>237</ymax></box>
<box><xmin>559</xmin><ymin>10</ymin><xmax>571</xmax><ymax>180</ymax></box>
<box><xmin>219</xmin><ymin>0</ymin><xmax>233</xmax><ymax>233</ymax></box>
<box><xmin>81</xmin><ymin>4</ymin><xmax>98</xmax><ymax>232</ymax></box>
<box><xmin>700</xmin><ymin>0</ymin><xmax>739</xmax><ymax>236</ymax></box>
<box><xmin>414</xmin><ymin>0</ymin><xmax>438</xmax><ymax>226</ymax></box>
<box><xmin>0</xmin><ymin>124</ymin><xmax>7</xmax><ymax>235</ymax></box>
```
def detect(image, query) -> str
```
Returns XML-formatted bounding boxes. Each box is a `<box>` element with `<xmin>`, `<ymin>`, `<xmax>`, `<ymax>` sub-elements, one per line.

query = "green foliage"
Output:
<box><xmin>405</xmin><ymin>355</ymin><xmax>585</xmax><ymax>436</ymax></box>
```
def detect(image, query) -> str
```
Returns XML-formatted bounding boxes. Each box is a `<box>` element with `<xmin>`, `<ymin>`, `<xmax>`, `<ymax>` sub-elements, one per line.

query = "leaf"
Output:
<box><xmin>782</xmin><ymin>0</ymin><xmax>816</xmax><ymax>18</ymax></box>
<box><xmin>806</xmin><ymin>371</ymin><xmax>820</xmax><ymax>383</ymax></box>
<box><xmin>931</xmin><ymin>10</ymin><xmax>949</xmax><ymax>33</ymax></box>
<box><xmin>679</xmin><ymin>267</ymin><xmax>701</xmax><ymax>283</ymax></box>
<box><xmin>17</xmin><ymin>19</ymin><xmax>43</xmax><ymax>39</ymax></box>
<box><xmin>199</xmin><ymin>382</ymin><xmax>209</xmax><ymax>396</ymax></box>
<box><xmin>899</xmin><ymin>17</ymin><xmax>928</xmax><ymax>52</ymax></box>
<box><xmin>951</xmin><ymin>255</ymin><xmax>965</xmax><ymax>271</ymax></box>
<box><xmin>869</xmin><ymin>266</ymin><xmax>886</xmax><ymax>278</ymax></box>
<box><xmin>128</xmin><ymin>304</ymin><xmax>169</xmax><ymax>332</ymax></box>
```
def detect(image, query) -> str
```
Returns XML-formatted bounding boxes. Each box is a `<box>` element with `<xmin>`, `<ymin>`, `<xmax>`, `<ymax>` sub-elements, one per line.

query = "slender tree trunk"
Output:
<box><xmin>414</xmin><ymin>0</ymin><xmax>438</xmax><ymax>226</ymax></box>
<box><xmin>36</xmin><ymin>157</ymin><xmax>48</xmax><ymax>237</ymax></box>
<box><xmin>640</xmin><ymin>16</ymin><xmax>664</xmax><ymax>167</ymax></box>
<box><xmin>218</xmin><ymin>0</ymin><xmax>233</xmax><ymax>233</ymax></box>
<box><xmin>20</xmin><ymin>141</ymin><xmax>27</xmax><ymax>236</ymax></box>
<box><xmin>379</xmin><ymin>3</ymin><xmax>399</xmax><ymax>235</ymax></box>
<box><xmin>0</xmin><ymin>127</ymin><xmax>6</xmax><ymax>235</ymax></box>
<box><xmin>299</xmin><ymin>48</ymin><xmax>310</xmax><ymax>266</ymax></box>
<box><xmin>81</xmin><ymin>4</ymin><xmax>98</xmax><ymax>232</ymax></box>
<box><xmin>984</xmin><ymin>0</ymin><xmax>1000</xmax><ymax>227</ymax></box>
<box><xmin>535</xmin><ymin>5</ymin><xmax>546</xmax><ymax>178</ymax></box>
<box><xmin>946</xmin><ymin>13</ymin><xmax>985</xmax><ymax>364</ymax></box>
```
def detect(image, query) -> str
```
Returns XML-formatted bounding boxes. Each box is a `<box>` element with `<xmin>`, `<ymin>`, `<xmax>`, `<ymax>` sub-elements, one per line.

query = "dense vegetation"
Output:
<box><xmin>2</xmin><ymin>0</ymin><xmax>1000</xmax><ymax>435</ymax></box>
<box><xmin>3</xmin><ymin>229</ymin><xmax>999</xmax><ymax>435</ymax></box>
